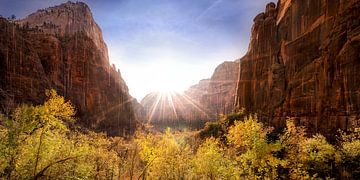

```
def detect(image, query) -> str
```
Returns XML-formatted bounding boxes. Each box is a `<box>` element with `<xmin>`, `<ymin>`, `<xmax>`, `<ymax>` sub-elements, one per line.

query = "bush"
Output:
<box><xmin>198</xmin><ymin>121</ymin><xmax>224</xmax><ymax>139</ymax></box>
<box><xmin>198</xmin><ymin>109</ymin><xmax>247</xmax><ymax>141</ymax></box>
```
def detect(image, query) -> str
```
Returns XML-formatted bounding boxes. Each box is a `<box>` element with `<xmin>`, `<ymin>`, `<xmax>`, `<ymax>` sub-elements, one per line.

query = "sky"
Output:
<box><xmin>0</xmin><ymin>0</ymin><xmax>272</xmax><ymax>100</ymax></box>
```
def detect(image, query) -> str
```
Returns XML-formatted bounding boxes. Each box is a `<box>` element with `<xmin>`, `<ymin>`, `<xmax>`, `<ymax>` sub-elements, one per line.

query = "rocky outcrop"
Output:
<box><xmin>235</xmin><ymin>0</ymin><xmax>360</xmax><ymax>136</ymax></box>
<box><xmin>0</xmin><ymin>2</ymin><xmax>137</xmax><ymax>136</ymax></box>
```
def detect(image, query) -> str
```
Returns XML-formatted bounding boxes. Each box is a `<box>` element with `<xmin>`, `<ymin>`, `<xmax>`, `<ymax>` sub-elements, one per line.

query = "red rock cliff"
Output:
<box><xmin>186</xmin><ymin>60</ymin><xmax>240</xmax><ymax>117</ymax></box>
<box><xmin>235</xmin><ymin>0</ymin><xmax>360</xmax><ymax>136</ymax></box>
<box><xmin>0</xmin><ymin>2</ymin><xmax>136</xmax><ymax>136</ymax></box>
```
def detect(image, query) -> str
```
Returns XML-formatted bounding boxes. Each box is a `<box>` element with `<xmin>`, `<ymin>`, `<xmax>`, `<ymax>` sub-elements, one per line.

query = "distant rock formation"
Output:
<box><xmin>0</xmin><ymin>1</ymin><xmax>137</xmax><ymax>136</ymax></box>
<box><xmin>186</xmin><ymin>60</ymin><xmax>240</xmax><ymax>116</ymax></box>
<box><xmin>140</xmin><ymin>60</ymin><xmax>240</xmax><ymax>128</ymax></box>
<box><xmin>235</xmin><ymin>0</ymin><xmax>360</xmax><ymax>136</ymax></box>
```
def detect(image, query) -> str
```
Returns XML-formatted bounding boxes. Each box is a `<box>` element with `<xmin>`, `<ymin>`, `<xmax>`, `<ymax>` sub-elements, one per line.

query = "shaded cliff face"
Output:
<box><xmin>0</xmin><ymin>2</ymin><xmax>136</xmax><ymax>136</ymax></box>
<box><xmin>235</xmin><ymin>0</ymin><xmax>360</xmax><ymax>136</ymax></box>
<box><xmin>140</xmin><ymin>60</ymin><xmax>240</xmax><ymax>128</ymax></box>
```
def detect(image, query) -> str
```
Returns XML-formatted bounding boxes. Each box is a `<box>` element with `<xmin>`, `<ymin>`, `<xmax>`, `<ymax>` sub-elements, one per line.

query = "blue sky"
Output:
<box><xmin>0</xmin><ymin>0</ymin><xmax>272</xmax><ymax>100</ymax></box>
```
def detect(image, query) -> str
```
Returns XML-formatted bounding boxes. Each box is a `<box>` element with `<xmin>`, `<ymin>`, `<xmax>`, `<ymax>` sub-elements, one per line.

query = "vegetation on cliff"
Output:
<box><xmin>0</xmin><ymin>91</ymin><xmax>359</xmax><ymax>179</ymax></box>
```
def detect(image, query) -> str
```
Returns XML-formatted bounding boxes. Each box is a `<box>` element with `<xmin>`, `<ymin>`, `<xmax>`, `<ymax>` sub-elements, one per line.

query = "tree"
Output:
<box><xmin>227</xmin><ymin>115</ymin><xmax>284</xmax><ymax>179</ymax></box>
<box><xmin>279</xmin><ymin>119</ymin><xmax>310</xmax><ymax>179</ymax></box>
<box><xmin>338</xmin><ymin>127</ymin><xmax>360</xmax><ymax>179</ymax></box>
<box><xmin>192</xmin><ymin>138</ymin><xmax>238</xmax><ymax>179</ymax></box>
<box><xmin>0</xmin><ymin>89</ymin><xmax>75</xmax><ymax>179</ymax></box>
<box><xmin>0</xmin><ymin>90</ymin><xmax>122</xmax><ymax>179</ymax></box>
<box><xmin>299</xmin><ymin>134</ymin><xmax>337</xmax><ymax>178</ymax></box>
<box><xmin>137</xmin><ymin>129</ymin><xmax>193</xmax><ymax>179</ymax></box>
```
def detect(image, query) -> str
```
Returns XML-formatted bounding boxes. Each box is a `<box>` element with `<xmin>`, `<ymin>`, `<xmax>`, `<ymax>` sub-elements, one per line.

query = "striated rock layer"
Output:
<box><xmin>0</xmin><ymin>2</ymin><xmax>136</xmax><ymax>136</ymax></box>
<box><xmin>235</xmin><ymin>0</ymin><xmax>360</xmax><ymax>136</ymax></box>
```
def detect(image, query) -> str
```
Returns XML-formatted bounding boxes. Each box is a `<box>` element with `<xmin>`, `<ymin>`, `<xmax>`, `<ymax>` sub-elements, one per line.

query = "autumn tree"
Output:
<box><xmin>227</xmin><ymin>115</ymin><xmax>285</xmax><ymax>179</ymax></box>
<box><xmin>137</xmin><ymin>129</ymin><xmax>193</xmax><ymax>179</ymax></box>
<box><xmin>0</xmin><ymin>90</ymin><xmax>122</xmax><ymax>179</ymax></box>
<box><xmin>192</xmin><ymin>137</ymin><xmax>238</xmax><ymax>179</ymax></box>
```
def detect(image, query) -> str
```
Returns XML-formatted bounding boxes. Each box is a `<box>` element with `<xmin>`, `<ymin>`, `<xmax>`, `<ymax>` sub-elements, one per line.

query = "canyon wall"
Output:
<box><xmin>0</xmin><ymin>2</ymin><xmax>137</xmax><ymax>136</ymax></box>
<box><xmin>186</xmin><ymin>60</ymin><xmax>240</xmax><ymax>116</ymax></box>
<box><xmin>235</xmin><ymin>0</ymin><xmax>360</xmax><ymax>136</ymax></box>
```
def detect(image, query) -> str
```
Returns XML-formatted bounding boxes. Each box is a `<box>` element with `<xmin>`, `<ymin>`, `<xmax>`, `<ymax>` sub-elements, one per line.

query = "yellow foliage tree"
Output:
<box><xmin>192</xmin><ymin>137</ymin><xmax>239</xmax><ymax>179</ymax></box>
<box><xmin>0</xmin><ymin>90</ymin><xmax>122</xmax><ymax>179</ymax></box>
<box><xmin>227</xmin><ymin>115</ymin><xmax>284</xmax><ymax>179</ymax></box>
<box><xmin>137</xmin><ymin>129</ymin><xmax>192</xmax><ymax>179</ymax></box>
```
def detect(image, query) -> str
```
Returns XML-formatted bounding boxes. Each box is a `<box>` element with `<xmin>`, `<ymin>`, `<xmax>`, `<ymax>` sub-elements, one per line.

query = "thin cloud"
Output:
<box><xmin>196</xmin><ymin>0</ymin><xmax>222</xmax><ymax>21</ymax></box>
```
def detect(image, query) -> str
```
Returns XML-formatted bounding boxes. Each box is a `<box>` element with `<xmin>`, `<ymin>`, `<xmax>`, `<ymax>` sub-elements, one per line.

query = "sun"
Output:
<box><xmin>156</xmin><ymin>83</ymin><xmax>177</xmax><ymax>94</ymax></box>
<box><xmin>151</xmin><ymin>72</ymin><xmax>186</xmax><ymax>94</ymax></box>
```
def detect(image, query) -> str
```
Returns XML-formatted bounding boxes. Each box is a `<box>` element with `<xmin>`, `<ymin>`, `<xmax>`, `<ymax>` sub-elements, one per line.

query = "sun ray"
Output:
<box><xmin>147</xmin><ymin>93</ymin><xmax>162</xmax><ymax>124</ymax></box>
<box><xmin>181</xmin><ymin>93</ymin><xmax>212</xmax><ymax>119</ymax></box>
<box><xmin>167</xmin><ymin>92</ymin><xmax>178</xmax><ymax>120</ymax></box>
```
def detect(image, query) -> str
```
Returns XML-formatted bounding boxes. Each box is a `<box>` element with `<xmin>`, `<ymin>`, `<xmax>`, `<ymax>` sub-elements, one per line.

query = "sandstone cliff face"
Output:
<box><xmin>140</xmin><ymin>60</ymin><xmax>240</xmax><ymax>128</ymax></box>
<box><xmin>202</xmin><ymin>60</ymin><xmax>240</xmax><ymax>115</ymax></box>
<box><xmin>186</xmin><ymin>61</ymin><xmax>240</xmax><ymax>116</ymax></box>
<box><xmin>0</xmin><ymin>2</ymin><xmax>136</xmax><ymax>136</ymax></box>
<box><xmin>16</xmin><ymin>2</ymin><xmax>108</xmax><ymax>65</ymax></box>
<box><xmin>235</xmin><ymin>0</ymin><xmax>360</xmax><ymax>136</ymax></box>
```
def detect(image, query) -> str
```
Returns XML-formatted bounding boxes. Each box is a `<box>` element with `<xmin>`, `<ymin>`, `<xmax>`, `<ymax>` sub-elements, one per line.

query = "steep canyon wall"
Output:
<box><xmin>0</xmin><ymin>2</ymin><xmax>137</xmax><ymax>136</ymax></box>
<box><xmin>235</xmin><ymin>0</ymin><xmax>360</xmax><ymax>135</ymax></box>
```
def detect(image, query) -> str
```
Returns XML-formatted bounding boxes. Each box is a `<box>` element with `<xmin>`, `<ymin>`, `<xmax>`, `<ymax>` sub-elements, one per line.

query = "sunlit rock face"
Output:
<box><xmin>0</xmin><ymin>2</ymin><xmax>137</xmax><ymax>136</ymax></box>
<box><xmin>186</xmin><ymin>61</ymin><xmax>240</xmax><ymax>116</ymax></box>
<box><xmin>140</xmin><ymin>60</ymin><xmax>240</xmax><ymax>129</ymax></box>
<box><xmin>235</xmin><ymin>0</ymin><xmax>360</xmax><ymax>136</ymax></box>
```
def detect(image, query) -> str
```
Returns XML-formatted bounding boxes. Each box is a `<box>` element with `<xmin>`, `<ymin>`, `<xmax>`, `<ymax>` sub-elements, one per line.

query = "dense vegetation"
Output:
<box><xmin>0</xmin><ymin>91</ymin><xmax>359</xmax><ymax>179</ymax></box>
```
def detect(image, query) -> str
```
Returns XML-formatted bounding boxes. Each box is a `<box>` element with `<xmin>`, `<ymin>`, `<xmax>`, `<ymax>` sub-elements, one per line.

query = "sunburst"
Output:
<box><xmin>142</xmin><ymin>90</ymin><xmax>212</xmax><ymax>126</ymax></box>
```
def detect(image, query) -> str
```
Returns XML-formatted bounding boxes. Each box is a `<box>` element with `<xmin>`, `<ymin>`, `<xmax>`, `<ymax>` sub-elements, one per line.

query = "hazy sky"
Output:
<box><xmin>0</xmin><ymin>0</ymin><xmax>272</xmax><ymax>100</ymax></box>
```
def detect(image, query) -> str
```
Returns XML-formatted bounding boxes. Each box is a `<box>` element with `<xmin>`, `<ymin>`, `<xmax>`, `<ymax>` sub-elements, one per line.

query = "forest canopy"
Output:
<box><xmin>0</xmin><ymin>90</ymin><xmax>359</xmax><ymax>179</ymax></box>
